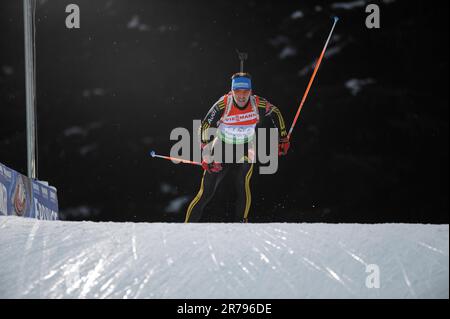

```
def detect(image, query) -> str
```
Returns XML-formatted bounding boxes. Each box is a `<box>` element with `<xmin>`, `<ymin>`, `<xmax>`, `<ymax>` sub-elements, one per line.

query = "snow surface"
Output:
<box><xmin>0</xmin><ymin>216</ymin><xmax>447</xmax><ymax>299</ymax></box>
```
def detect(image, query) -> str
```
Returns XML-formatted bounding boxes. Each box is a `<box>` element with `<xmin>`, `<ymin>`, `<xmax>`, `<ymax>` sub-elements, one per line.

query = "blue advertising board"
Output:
<box><xmin>0</xmin><ymin>162</ymin><xmax>58</xmax><ymax>220</ymax></box>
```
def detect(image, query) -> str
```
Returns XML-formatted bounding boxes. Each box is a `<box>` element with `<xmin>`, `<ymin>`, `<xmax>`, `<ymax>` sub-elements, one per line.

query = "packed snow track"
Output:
<box><xmin>0</xmin><ymin>216</ymin><xmax>447</xmax><ymax>298</ymax></box>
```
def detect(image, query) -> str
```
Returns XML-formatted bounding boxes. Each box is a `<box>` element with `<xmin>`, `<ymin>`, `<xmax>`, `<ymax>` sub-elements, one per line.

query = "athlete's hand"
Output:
<box><xmin>201</xmin><ymin>160</ymin><xmax>223</xmax><ymax>173</ymax></box>
<box><xmin>278</xmin><ymin>138</ymin><xmax>290</xmax><ymax>156</ymax></box>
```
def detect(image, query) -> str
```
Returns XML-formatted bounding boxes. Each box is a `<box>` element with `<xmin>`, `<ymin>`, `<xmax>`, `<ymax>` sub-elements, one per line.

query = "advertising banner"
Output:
<box><xmin>0</xmin><ymin>162</ymin><xmax>58</xmax><ymax>220</ymax></box>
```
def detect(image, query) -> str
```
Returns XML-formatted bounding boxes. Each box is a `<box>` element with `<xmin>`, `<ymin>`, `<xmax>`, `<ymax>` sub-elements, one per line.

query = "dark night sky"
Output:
<box><xmin>0</xmin><ymin>0</ymin><xmax>448</xmax><ymax>223</ymax></box>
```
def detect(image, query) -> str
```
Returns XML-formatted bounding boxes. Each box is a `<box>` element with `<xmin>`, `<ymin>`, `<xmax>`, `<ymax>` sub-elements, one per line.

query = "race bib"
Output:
<box><xmin>218</xmin><ymin>124</ymin><xmax>256</xmax><ymax>144</ymax></box>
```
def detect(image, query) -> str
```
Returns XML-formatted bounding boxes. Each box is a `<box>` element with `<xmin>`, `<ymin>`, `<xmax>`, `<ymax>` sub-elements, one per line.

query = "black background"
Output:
<box><xmin>0</xmin><ymin>0</ymin><xmax>448</xmax><ymax>223</ymax></box>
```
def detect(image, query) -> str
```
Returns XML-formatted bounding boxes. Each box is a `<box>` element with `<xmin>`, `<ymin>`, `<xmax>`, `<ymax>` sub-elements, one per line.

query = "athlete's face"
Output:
<box><xmin>232</xmin><ymin>89</ymin><xmax>251</xmax><ymax>107</ymax></box>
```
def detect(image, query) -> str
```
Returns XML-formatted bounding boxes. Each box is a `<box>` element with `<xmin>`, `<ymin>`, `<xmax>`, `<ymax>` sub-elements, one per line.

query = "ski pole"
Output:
<box><xmin>287</xmin><ymin>16</ymin><xmax>339</xmax><ymax>141</ymax></box>
<box><xmin>150</xmin><ymin>150</ymin><xmax>202</xmax><ymax>166</ymax></box>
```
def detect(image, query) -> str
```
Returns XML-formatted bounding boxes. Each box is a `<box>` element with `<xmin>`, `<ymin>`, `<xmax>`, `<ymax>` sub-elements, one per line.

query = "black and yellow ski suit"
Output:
<box><xmin>185</xmin><ymin>93</ymin><xmax>287</xmax><ymax>223</ymax></box>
